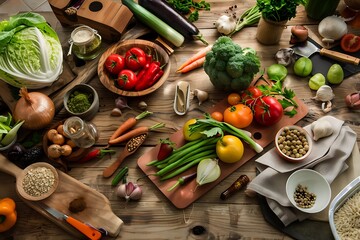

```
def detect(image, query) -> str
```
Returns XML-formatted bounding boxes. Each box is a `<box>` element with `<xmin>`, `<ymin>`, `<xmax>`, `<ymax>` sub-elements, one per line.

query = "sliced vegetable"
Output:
<box><xmin>139</xmin><ymin>0</ymin><xmax>208</xmax><ymax>45</ymax></box>
<box><xmin>196</xmin><ymin>158</ymin><xmax>221</xmax><ymax>188</ymax></box>
<box><xmin>340</xmin><ymin>34</ymin><xmax>360</xmax><ymax>53</ymax></box>
<box><xmin>0</xmin><ymin>112</ymin><xmax>24</xmax><ymax>147</ymax></box>
<box><xmin>121</xmin><ymin>0</ymin><xmax>185</xmax><ymax>47</ymax></box>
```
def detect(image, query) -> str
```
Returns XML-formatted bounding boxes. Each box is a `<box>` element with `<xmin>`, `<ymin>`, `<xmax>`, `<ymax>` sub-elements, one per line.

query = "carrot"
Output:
<box><xmin>108</xmin><ymin>122</ymin><xmax>165</xmax><ymax>145</ymax></box>
<box><xmin>108</xmin><ymin>111</ymin><xmax>152</xmax><ymax>142</ymax></box>
<box><xmin>177</xmin><ymin>44</ymin><xmax>212</xmax><ymax>72</ymax></box>
<box><xmin>177</xmin><ymin>56</ymin><xmax>205</xmax><ymax>73</ymax></box>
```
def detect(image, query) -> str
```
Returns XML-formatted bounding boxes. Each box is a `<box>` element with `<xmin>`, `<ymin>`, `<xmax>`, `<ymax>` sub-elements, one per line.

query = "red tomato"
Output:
<box><xmin>223</xmin><ymin>104</ymin><xmax>253</xmax><ymax>129</ymax></box>
<box><xmin>241</xmin><ymin>86</ymin><xmax>263</xmax><ymax>106</ymax></box>
<box><xmin>104</xmin><ymin>54</ymin><xmax>125</xmax><ymax>75</ymax></box>
<box><xmin>117</xmin><ymin>69</ymin><xmax>138</xmax><ymax>90</ymax></box>
<box><xmin>253</xmin><ymin>96</ymin><xmax>283</xmax><ymax>126</ymax></box>
<box><xmin>340</xmin><ymin>34</ymin><xmax>360</xmax><ymax>53</ymax></box>
<box><xmin>125</xmin><ymin>47</ymin><xmax>147</xmax><ymax>71</ymax></box>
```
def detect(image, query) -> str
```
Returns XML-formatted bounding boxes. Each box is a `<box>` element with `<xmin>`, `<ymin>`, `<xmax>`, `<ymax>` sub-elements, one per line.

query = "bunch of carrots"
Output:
<box><xmin>108</xmin><ymin>111</ymin><xmax>165</xmax><ymax>146</ymax></box>
<box><xmin>176</xmin><ymin>44</ymin><xmax>212</xmax><ymax>74</ymax></box>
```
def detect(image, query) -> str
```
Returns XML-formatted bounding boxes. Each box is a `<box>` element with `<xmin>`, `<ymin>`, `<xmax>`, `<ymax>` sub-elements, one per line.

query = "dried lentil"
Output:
<box><xmin>22</xmin><ymin>167</ymin><xmax>55</xmax><ymax>197</ymax></box>
<box><xmin>293</xmin><ymin>184</ymin><xmax>316</xmax><ymax>208</ymax></box>
<box><xmin>277</xmin><ymin>127</ymin><xmax>310</xmax><ymax>158</ymax></box>
<box><xmin>127</xmin><ymin>134</ymin><xmax>147</xmax><ymax>152</ymax></box>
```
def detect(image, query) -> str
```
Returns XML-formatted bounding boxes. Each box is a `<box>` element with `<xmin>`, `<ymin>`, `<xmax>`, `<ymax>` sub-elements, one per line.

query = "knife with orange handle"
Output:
<box><xmin>43</xmin><ymin>205</ymin><xmax>102</xmax><ymax>240</ymax></box>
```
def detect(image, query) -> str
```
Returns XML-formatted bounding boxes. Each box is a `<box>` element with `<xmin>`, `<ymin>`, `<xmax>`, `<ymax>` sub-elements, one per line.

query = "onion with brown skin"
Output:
<box><xmin>13</xmin><ymin>88</ymin><xmax>55</xmax><ymax>130</ymax></box>
<box><xmin>290</xmin><ymin>25</ymin><xmax>309</xmax><ymax>44</ymax></box>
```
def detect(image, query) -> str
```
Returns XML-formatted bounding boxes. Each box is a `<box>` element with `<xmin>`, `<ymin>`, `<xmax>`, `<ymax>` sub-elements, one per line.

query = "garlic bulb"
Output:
<box><xmin>310</xmin><ymin>119</ymin><xmax>334</xmax><ymax>141</ymax></box>
<box><xmin>312</xmin><ymin>85</ymin><xmax>335</xmax><ymax>102</ymax></box>
<box><xmin>215</xmin><ymin>15</ymin><xmax>237</xmax><ymax>35</ymax></box>
<box><xmin>275</xmin><ymin>48</ymin><xmax>296</xmax><ymax>66</ymax></box>
<box><xmin>116</xmin><ymin>182</ymin><xmax>142</xmax><ymax>201</ymax></box>
<box><xmin>318</xmin><ymin>16</ymin><xmax>347</xmax><ymax>44</ymax></box>
<box><xmin>193</xmin><ymin>89</ymin><xmax>209</xmax><ymax>105</ymax></box>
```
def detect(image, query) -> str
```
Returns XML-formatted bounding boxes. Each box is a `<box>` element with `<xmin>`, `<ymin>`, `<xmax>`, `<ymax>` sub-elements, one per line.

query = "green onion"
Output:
<box><xmin>228</xmin><ymin>5</ymin><xmax>261</xmax><ymax>37</ymax></box>
<box><xmin>189</xmin><ymin>114</ymin><xmax>264</xmax><ymax>153</ymax></box>
<box><xmin>122</xmin><ymin>0</ymin><xmax>185</xmax><ymax>47</ymax></box>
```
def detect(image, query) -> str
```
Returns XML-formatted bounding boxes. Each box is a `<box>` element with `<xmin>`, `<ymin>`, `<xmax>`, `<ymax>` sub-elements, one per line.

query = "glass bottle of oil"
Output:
<box><xmin>68</xmin><ymin>25</ymin><xmax>102</xmax><ymax>60</ymax></box>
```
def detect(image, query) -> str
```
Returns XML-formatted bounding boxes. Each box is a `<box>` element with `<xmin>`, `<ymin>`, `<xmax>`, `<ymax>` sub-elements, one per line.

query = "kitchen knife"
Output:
<box><xmin>43</xmin><ymin>205</ymin><xmax>102</xmax><ymax>240</ymax></box>
<box><xmin>293</xmin><ymin>41</ymin><xmax>360</xmax><ymax>65</ymax></box>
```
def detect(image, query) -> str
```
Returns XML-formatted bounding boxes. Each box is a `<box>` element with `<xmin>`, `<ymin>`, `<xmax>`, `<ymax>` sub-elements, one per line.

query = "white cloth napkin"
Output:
<box><xmin>247</xmin><ymin>116</ymin><xmax>357</xmax><ymax>226</ymax></box>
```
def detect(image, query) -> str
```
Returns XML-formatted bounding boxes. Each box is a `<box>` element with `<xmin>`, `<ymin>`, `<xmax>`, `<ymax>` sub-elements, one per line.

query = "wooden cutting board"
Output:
<box><xmin>138</xmin><ymin>96</ymin><xmax>309</xmax><ymax>209</ymax></box>
<box><xmin>20</xmin><ymin>168</ymin><xmax>123</xmax><ymax>238</ymax></box>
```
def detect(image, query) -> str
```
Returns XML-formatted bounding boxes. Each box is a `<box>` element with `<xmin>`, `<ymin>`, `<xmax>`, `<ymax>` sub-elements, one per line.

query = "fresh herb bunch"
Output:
<box><xmin>166</xmin><ymin>0</ymin><xmax>210</xmax><ymax>22</ymax></box>
<box><xmin>257</xmin><ymin>77</ymin><xmax>298</xmax><ymax>117</ymax></box>
<box><xmin>256</xmin><ymin>0</ymin><xmax>306</xmax><ymax>22</ymax></box>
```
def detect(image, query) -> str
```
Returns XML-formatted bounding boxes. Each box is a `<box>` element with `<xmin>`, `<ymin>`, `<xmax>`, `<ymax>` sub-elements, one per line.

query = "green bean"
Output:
<box><xmin>160</xmin><ymin>153</ymin><xmax>217</xmax><ymax>181</ymax></box>
<box><xmin>155</xmin><ymin>149</ymin><xmax>216</xmax><ymax>177</ymax></box>
<box><xmin>165</xmin><ymin>143</ymin><xmax>216</xmax><ymax>166</ymax></box>
<box><xmin>111</xmin><ymin>166</ymin><xmax>128</xmax><ymax>186</ymax></box>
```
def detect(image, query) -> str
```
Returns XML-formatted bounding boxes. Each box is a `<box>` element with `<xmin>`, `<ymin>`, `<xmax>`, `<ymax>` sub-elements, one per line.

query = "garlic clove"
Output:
<box><xmin>138</xmin><ymin>101</ymin><xmax>147</xmax><ymax>110</ymax></box>
<box><xmin>312</xmin><ymin>85</ymin><xmax>335</xmax><ymax>102</ymax></box>
<box><xmin>193</xmin><ymin>89</ymin><xmax>209</xmax><ymax>105</ymax></box>
<box><xmin>310</xmin><ymin>119</ymin><xmax>334</xmax><ymax>141</ymax></box>
<box><xmin>110</xmin><ymin>108</ymin><xmax>122</xmax><ymax>116</ymax></box>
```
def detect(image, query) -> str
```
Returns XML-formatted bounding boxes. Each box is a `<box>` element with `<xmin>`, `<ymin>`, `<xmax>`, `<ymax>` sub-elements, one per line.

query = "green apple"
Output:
<box><xmin>293</xmin><ymin>57</ymin><xmax>313</xmax><ymax>77</ymax></box>
<box><xmin>327</xmin><ymin>64</ymin><xmax>344</xmax><ymax>84</ymax></box>
<box><xmin>309</xmin><ymin>73</ymin><xmax>326</xmax><ymax>90</ymax></box>
<box><xmin>267</xmin><ymin>64</ymin><xmax>288</xmax><ymax>81</ymax></box>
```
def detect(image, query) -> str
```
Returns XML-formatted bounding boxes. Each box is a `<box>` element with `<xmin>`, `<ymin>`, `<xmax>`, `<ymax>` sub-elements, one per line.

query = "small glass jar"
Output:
<box><xmin>63</xmin><ymin>116</ymin><xmax>99</xmax><ymax>148</ymax></box>
<box><xmin>68</xmin><ymin>25</ymin><xmax>102</xmax><ymax>60</ymax></box>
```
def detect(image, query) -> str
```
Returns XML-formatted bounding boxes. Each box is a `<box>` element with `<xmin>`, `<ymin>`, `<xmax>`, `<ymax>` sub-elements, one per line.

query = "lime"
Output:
<box><xmin>267</xmin><ymin>64</ymin><xmax>288</xmax><ymax>81</ymax></box>
<box><xmin>327</xmin><ymin>64</ymin><xmax>344</xmax><ymax>84</ymax></box>
<box><xmin>309</xmin><ymin>73</ymin><xmax>326</xmax><ymax>90</ymax></box>
<box><xmin>293</xmin><ymin>57</ymin><xmax>313</xmax><ymax>77</ymax></box>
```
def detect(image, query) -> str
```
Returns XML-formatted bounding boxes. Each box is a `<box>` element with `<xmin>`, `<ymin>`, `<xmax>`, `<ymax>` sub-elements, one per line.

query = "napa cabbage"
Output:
<box><xmin>0</xmin><ymin>12</ymin><xmax>63</xmax><ymax>89</ymax></box>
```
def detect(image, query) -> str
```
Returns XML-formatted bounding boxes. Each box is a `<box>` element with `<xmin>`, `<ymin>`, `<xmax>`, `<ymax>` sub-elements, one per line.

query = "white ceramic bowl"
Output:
<box><xmin>329</xmin><ymin>176</ymin><xmax>360</xmax><ymax>240</ymax></box>
<box><xmin>275</xmin><ymin>125</ymin><xmax>313</xmax><ymax>163</ymax></box>
<box><xmin>286</xmin><ymin>169</ymin><xmax>331</xmax><ymax>214</ymax></box>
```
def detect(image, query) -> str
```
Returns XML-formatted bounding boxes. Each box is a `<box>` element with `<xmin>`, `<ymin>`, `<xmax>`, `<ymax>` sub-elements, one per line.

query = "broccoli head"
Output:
<box><xmin>204</xmin><ymin>36</ymin><xmax>261</xmax><ymax>92</ymax></box>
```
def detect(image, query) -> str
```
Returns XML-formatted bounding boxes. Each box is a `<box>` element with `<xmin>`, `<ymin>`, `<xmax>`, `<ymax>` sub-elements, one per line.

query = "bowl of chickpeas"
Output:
<box><xmin>275</xmin><ymin>125</ymin><xmax>312</xmax><ymax>163</ymax></box>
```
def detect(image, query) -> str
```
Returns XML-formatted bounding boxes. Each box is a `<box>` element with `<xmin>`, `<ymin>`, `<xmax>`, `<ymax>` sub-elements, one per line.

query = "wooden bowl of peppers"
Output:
<box><xmin>98</xmin><ymin>39</ymin><xmax>170</xmax><ymax>97</ymax></box>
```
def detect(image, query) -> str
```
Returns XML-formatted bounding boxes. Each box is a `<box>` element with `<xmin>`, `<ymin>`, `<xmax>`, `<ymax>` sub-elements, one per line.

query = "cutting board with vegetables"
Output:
<box><xmin>137</xmin><ymin>95</ymin><xmax>309</xmax><ymax>209</ymax></box>
<box><xmin>19</xmin><ymin>168</ymin><xmax>123</xmax><ymax>238</ymax></box>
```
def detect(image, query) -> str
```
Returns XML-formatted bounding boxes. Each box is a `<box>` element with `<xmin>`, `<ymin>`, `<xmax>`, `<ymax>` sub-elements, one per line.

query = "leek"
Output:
<box><xmin>122</xmin><ymin>0</ymin><xmax>185</xmax><ymax>47</ymax></box>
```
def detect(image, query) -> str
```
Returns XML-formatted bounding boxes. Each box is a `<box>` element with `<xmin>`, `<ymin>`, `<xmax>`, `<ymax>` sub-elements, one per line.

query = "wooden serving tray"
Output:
<box><xmin>137</xmin><ymin>97</ymin><xmax>309</xmax><ymax>209</ymax></box>
<box><xmin>21</xmin><ymin>169</ymin><xmax>123</xmax><ymax>238</ymax></box>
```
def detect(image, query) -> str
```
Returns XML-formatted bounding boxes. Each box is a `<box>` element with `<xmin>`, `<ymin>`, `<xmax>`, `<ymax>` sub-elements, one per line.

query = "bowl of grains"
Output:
<box><xmin>17</xmin><ymin>162</ymin><xmax>59</xmax><ymax>201</ymax></box>
<box><xmin>329</xmin><ymin>176</ymin><xmax>360</xmax><ymax>240</ymax></box>
<box><xmin>275</xmin><ymin>125</ymin><xmax>312</xmax><ymax>163</ymax></box>
<box><xmin>286</xmin><ymin>169</ymin><xmax>331</xmax><ymax>214</ymax></box>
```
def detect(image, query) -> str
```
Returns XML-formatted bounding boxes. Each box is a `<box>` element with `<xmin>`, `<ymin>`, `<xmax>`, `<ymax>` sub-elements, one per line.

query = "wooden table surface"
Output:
<box><xmin>1</xmin><ymin>0</ymin><xmax>360</xmax><ymax>239</ymax></box>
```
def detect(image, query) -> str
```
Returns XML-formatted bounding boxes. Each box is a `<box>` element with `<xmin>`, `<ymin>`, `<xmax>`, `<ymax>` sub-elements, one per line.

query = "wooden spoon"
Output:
<box><xmin>103</xmin><ymin>133</ymin><xmax>148</xmax><ymax>178</ymax></box>
<box><xmin>0</xmin><ymin>154</ymin><xmax>59</xmax><ymax>201</ymax></box>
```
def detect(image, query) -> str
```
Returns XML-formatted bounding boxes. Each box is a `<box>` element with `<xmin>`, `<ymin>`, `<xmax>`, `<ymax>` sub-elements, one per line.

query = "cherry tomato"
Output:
<box><xmin>240</xmin><ymin>86</ymin><xmax>263</xmax><ymax>106</ymax></box>
<box><xmin>340</xmin><ymin>34</ymin><xmax>360</xmax><ymax>53</ymax></box>
<box><xmin>227</xmin><ymin>93</ymin><xmax>241</xmax><ymax>106</ymax></box>
<box><xmin>223</xmin><ymin>104</ymin><xmax>253</xmax><ymax>129</ymax></box>
<box><xmin>125</xmin><ymin>47</ymin><xmax>147</xmax><ymax>71</ymax></box>
<box><xmin>104</xmin><ymin>54</ymin><xmax>125</xmax><ymax>75</ymax></box>
<box><xmin>253</xmin><ymin>96</ymin><xmax>283</xmax><ymax>126</ymax></box>
<box><xmin>117</xmin><ymin>69</ymin><xmax>138</xmax><ymax>90</ymax></box>
<box><xmin>210</xmin><ymin>111</ymin><xmax>224</xmax><ymax>122</ymax></box>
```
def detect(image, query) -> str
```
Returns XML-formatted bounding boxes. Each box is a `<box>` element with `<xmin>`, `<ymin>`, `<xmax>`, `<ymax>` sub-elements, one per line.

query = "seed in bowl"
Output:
<box><xmin>22</xmin><ymin>167</ymin><xmax>55</xmax><ymax>197</ymax></box>
<box><xmin>277</xmin><ymin>127</ymin><xmax>310</xmax><ymax>158</ymax></box>
<box><xmin>293</xmin><ymin>184</ymin><xmax>316</xmax><ymax>208</ymax></box>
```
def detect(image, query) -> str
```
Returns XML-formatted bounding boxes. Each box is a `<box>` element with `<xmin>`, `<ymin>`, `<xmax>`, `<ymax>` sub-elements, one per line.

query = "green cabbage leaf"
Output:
<box><xmin>0</xmin><ymin>12</ymin><xmax>63</xmax><ymax>89</ymax></box>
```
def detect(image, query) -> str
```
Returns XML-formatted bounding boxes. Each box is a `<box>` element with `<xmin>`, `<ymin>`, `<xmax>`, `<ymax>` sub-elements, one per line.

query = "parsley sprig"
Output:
<box><xmin>257</xmin><ymin>77</ymin><xmax>298</xmax><ymax>117</ymax></box>
<box><xmin>256</xmin><ymin>0</ymin><xmax>306</xmax><ymax>22</ymax></box>
<box><xmin>166</xmin><ymin>0</ymin><xmax>210</xmax><ymax>22</ymax></box>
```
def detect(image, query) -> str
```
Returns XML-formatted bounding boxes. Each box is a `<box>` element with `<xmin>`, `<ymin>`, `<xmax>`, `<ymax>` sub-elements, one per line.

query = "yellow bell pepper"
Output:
<box><xmin>0</xmin><ymin>198</ymin><xmax>17</xmax><ymax>232</ymax></box>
